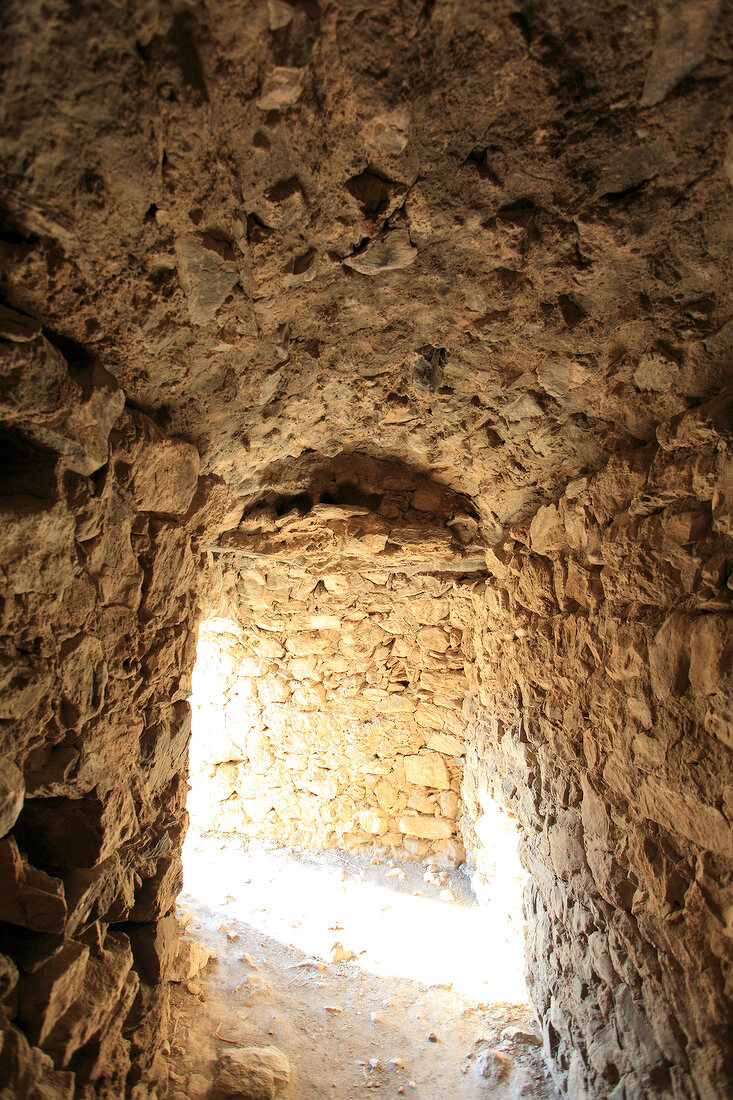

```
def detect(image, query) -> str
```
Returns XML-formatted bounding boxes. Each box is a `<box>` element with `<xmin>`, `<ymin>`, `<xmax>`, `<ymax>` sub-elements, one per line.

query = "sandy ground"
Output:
<box><xmin>167</xmin><ymin>830</ymin><xmax>560</xmax><ymax>1100</ymax></box>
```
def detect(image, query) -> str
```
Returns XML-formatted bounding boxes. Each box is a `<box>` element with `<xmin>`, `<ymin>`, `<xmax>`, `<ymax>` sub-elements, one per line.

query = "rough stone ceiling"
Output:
<box><xmin>2</xmin><ymin>0</ymin><xmax>732</xmax><ymax>539</ymax></box>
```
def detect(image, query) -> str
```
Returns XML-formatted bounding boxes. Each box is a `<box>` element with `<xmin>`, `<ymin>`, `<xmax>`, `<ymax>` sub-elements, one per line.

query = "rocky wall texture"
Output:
<box><xmin>1</xmin><ymin>0</ymin><xmax>732</xmax><ymax>1096</ymax></box>
<box><xmin>190</xmin><ymin>565</ymin><xmax>470</xmax><ymax>866</ymax></box>
<box><xmin>0</xmin><ymin>317</ymin><xmax>234</xmax><ymax>1097</ymax></box>
<box><xmin>461</xmin><ymin>389</ymin><xmax>733</xmax><ymax>1098</ymax></box>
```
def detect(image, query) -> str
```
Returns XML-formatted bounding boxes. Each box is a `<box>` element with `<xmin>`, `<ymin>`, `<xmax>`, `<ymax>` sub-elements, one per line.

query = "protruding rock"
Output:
<box><xmin>256</xmin><ymin>67</ymin><xmax>305</xmax><ymax>111</ymax></box>
<box><xmin>17</xmin><ymin>940</ymin><xmax>90</xmax><ymax>1045</ymax></box>
<box><xmin>175</xmin><ymin>234</ymin><xmax>239</xmax><ymax>325</ymax></box>
<box><xmin>343</xmin><ymin>230</ymin><xmax>417</xmax><ymax>275</ymax></box>
<box><xmin>131</xmin><ymin>439</ymin><xmax>200</xmax><ymax>514</ymax></box>
<box><xmin>169</xmin><ymin>938</ymin><xmax>216</xmax><ymax>982</ymax></box>
<box><xmin>0</xmin><ymin>839</ymin><xmax>67</xmax><ymax>933</ymax></box>
<box><xmin>640</xmin><ymin>0</ymin><xmax>720</xmax><ymax>107</ymax></box>
<box><xmin>404</xmin><ymin>752</ymin><xmax>451</xmax><ymax>790</ymax></box>
<box><xmin>0</xmin><ymin>756</ymin><xmax>24</xmax><ymax>837</ymax></box>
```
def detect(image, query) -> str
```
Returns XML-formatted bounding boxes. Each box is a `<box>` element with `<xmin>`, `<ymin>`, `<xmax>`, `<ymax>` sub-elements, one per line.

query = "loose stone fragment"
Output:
<box><xmin>256</xmin><ymin>67</ymin><xmax>305</xmax><ymax>110</ymax></box>
<box><xmin>343</xmin><ymin>230</ymin><xmax>417</xmax><ymax>275</ymax></box>
<box><xmin>213</xmin><ymin>1047</ymin><xmax>290</xmax><ymax>1100</ymax></box>
<box><xmin>175</xmin><ymin>234</ymin><xmax>239</xmax><ymax>324</ymax></box>
<box><xmin>169</xmin><ymin>939</ymin><xmax>216</xmax><ymax>982</ymax></box>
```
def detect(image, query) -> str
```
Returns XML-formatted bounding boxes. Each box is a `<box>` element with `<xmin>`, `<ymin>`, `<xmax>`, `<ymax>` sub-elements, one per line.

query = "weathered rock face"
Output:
<box><xmin>1</xmin><ymin>0</ymin><xmax>732</xmax><ymax>1097</ymax></box>
<box><xmin>461</xmin><ymin>420</ymin><xmax>733</xmax><ymax>1098</ymax></box>
<box><xmin>0</xmin><ymin>327</ymin><xmax>231</xmax><ymax>1094</ymax></box>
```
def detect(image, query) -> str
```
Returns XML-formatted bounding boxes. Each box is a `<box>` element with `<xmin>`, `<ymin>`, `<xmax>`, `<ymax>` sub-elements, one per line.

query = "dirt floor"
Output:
<box><xmin>167</xmin><ymin>830</ymin><xmax>560</xmax><ymax>1100</ymax></box>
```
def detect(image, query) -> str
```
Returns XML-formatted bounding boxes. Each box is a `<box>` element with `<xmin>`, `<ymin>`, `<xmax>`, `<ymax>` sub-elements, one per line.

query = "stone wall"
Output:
<box><xmin>190</xmin><ymin>565</ymin><xmax>470</xmax><ymax>867</ymax></box>
<box><xmin>0</xmin><ymin>318</ymin><xmax>235</xmax><ymax>1097</ymax></box>
<box><xmin>460</xmin><ymin>386</ymin><xmax>733</xmax><ymax>1098</ymax></box>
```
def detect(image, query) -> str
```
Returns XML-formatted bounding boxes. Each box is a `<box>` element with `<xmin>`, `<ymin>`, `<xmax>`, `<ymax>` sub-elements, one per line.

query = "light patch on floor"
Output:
<box><xmin>168</xmin><ymin>831</ymin><xmax>559</xmax><ymax>1099</ymax></box>
<box><xmin>182</xmin><ymin>832</ymin><xmax>527</xmax><ymax>1004</ymax></box>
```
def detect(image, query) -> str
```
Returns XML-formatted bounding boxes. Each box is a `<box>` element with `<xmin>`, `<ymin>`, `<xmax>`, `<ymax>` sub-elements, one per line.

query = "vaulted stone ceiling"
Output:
<box><xmin>3</xmin><ymin>0</ymin><xmax>731</xmax><ymax>540</ymax></box>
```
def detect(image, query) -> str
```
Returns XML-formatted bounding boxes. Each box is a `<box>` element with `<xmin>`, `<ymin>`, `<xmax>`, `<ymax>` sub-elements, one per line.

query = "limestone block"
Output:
<box><xmin>406</xmin><ymin>790</ymin><xmax>434</xmax><ymax>814</ymax></box>
<box><xmin>43</xmin><ymin>932</ymin><xmax>134</xmax><ymax>1066</ymax></box>
<box><xmin>438</xmin><ymin>791</ymin><xmax>459</xmax><ymax>819</ymax></box>
<box><xmin>257</xmin><ymin>675</ymin><xmax>291</xmax><ymax>704</ymax></box>
<box><xmin>374</xmin><ymin>777</ymin><xmax>401</xmax><ymax>814</ymax></box>
<box><xmin>343</xmin><ymin>230</ymin><xmax>417</xmax><ymax>277</ymax></box>
<box><xmin>175</xmin><ymin>233</ymin><xmax>239</xmax><ymax>324</ymax></box>
<box><xmin>404</xmin><ymin>752</ymin><xmax>451</xmax><ymax>789</ymax></box>
<box><xmin>130</xmin><ymin>439</ymin><xmax>200</xmax><ymax>514</ymax></box>
<box><xmin>688</xmin><ymin>614</ymin><xmax>733</xmax><ymax>695</ymax></box>
<box><xmin>169</xmin><ymin>939</ymin><xmax>216</xmax><ymax>982</ymax></box>
<box><xmin>17</xmin><ymin>940</ymin><xmax>90</xmax><ymax>1045</ymax></box>
<box><xmin>429</xmin><ymin>839</ymin><xmax>466</xmax><ymax>868</ymax></box>
<box><xmin>413</xmin><ymin>706</ymin><xmax>445</xmax><ymax>730</ymax></box>
<box><xmin>256</xmin><ymin>66</ymin><xmax>305</xmax><ymax>110</ymax></box>
<box><xmin>419</xmin><ymin>669</ymin><xmax>468</xmax><ymax>699</ymax></box>
<box><xmin>641</xmin><ymin>0</ymin><xmax>720</xmax><ymax>105</ymax></box>
<box><xmin>0</xmin><ymin>756</ymin><xmax>24</xmax><ymax>836</ymax></box>
<box><xmin>416</xmin><ymin>626</ymin><xmax>449</xmax><ymax>652</ymax></box>
<box><xmin>129</xmin><ymin>855</ymin><xmax>184</xmax><ymax>922</ymax></box>
<box><xmin>548</xmin><ymin>821</ymin><xmax>587</xmax><ymax>882</ymax></box>
<box><xmin>0</xmin><ymin>1021</ymin><xmax>75</xmax><ymax>1099</ymax></box>
<box><xmin>397</xmin><ymin>814</ymin><xmax>453</xmax><ymax>840</ymax></box>
<box><xmin>141</xmin><ymin>526</ymin><xmax>197</xmax><ymax>623</ymax></box>
<box><xmin>64</xmin><ymin>854</ymin><xmax>135</xmax><ymax>933</ymax></box>
<box><xmin>426</xmin><ymin>731</ymin><xmax>464</xmax><ymax>756</ymax></box>
<box><xmin>0</xmin><ymin>838</ymin><xmax>67</xmax><ymax>933</ymax></box>
<box><xmin>648</xmin><ymin>613</ymin><xmax>692</xmax><ymax>699</ymax></box>
<box><xmin>529</xmin><ymin>503</ymin><xmax>566</xmax><ymax>555</ymax></box>
<box><xmin>402</xmin><ymin>838</ymin><xmax>430</xmax><ymax>858</ymax></box>
<box><xmin>214</xmin><ymin>1047</ymin><xmax>290</xmax><ymax>1100</ymax></box>
<box><xmin>284</xmin><ymin>633</ymin><xmax>331</xmax><ymax>657</ymax></box>
<box><xmin>357</xmin><ymin>810</ymin><xmax>388</xmax><ymax>835</ymax></box>
<box><xmin>0</xmin><ymin>337</ymin><xmax>124</xmax><ymax>475</ymax></box>
<box><xmin>639</xmin><ymin>777</ymin><xmax>732</xmax><ymax>856</ymax></box>
<box><xmin>125</xmin><ymin>915</ymin><xmax>179</xmax><ymax>985</ymax></box>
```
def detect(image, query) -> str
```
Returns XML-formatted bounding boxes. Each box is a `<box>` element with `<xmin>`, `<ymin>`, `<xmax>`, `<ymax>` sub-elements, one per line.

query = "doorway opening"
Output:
<box><xmin>173</xmin><ymin>568</ymin><xmax>557</xmax><ymax>1098</ymax></box>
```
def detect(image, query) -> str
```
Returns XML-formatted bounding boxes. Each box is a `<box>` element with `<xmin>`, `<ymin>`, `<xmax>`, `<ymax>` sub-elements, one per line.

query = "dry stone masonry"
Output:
<box><xmin>1</xmin><ymin>0</ymin><xmax>732</xmax><ymax>1097</ymax></box>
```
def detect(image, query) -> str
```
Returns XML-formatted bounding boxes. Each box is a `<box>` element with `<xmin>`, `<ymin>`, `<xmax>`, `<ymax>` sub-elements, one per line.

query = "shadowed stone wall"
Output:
<box><xmin>0</xmin><ymin>324</ymin><xmax>236</xmax><ymax>1097</ymax></box>
<box><xmin>461</xmin><ymin>397</ymin><xmax>733</xmax><ymax>1098</ymax></box>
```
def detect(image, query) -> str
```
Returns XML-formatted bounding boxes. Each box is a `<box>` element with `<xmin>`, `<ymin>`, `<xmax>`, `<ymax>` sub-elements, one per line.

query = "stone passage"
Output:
<box><xmin>1</xmin><ymin>0</ymin><xmax>733</xmax><ymax>1097</ymax></box>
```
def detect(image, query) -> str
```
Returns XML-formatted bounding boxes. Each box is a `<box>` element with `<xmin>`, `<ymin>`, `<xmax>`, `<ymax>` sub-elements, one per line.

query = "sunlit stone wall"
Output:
<box><xmin>189</xmin><ymin>566</ymin><xmax>472</xmax><ymax>867</ymax></box>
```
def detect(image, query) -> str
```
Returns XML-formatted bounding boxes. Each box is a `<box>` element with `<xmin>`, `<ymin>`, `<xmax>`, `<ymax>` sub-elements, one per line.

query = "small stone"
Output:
<box><xmin>343</xmin><ymin>230</ymin><xmax>417</xmax><ymax>276</ymax></box>
<box><xmin>500</xmin><ymin>1026</ymin><xmax>542</xmax><ymax>1047</ymax></box>
<box><xmin>427</xmin><ymin>1032</ymin><xmax>438</xmax><ymax>1043</ymax></box>
<box><xmin>475</xmin><ymin>1049</ymin><xmax>511</xmax><ymax>1084</ymax></box>
<box><xmin>330</xmin><ymin>942</ymin><xmax>356</xmax><ymax>964</ymax></box>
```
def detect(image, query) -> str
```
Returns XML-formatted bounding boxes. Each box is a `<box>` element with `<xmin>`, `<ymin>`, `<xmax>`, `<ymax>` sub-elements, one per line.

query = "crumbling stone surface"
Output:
<box><xmin>0</xmin><ymin>337</ymin><xmax>226</xmax><ymax>1093</ymax></box>
<box><xmin>0</xmin><ymin>0</ymin><xmax>732</xmax><ymax>1097</ymax></box>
